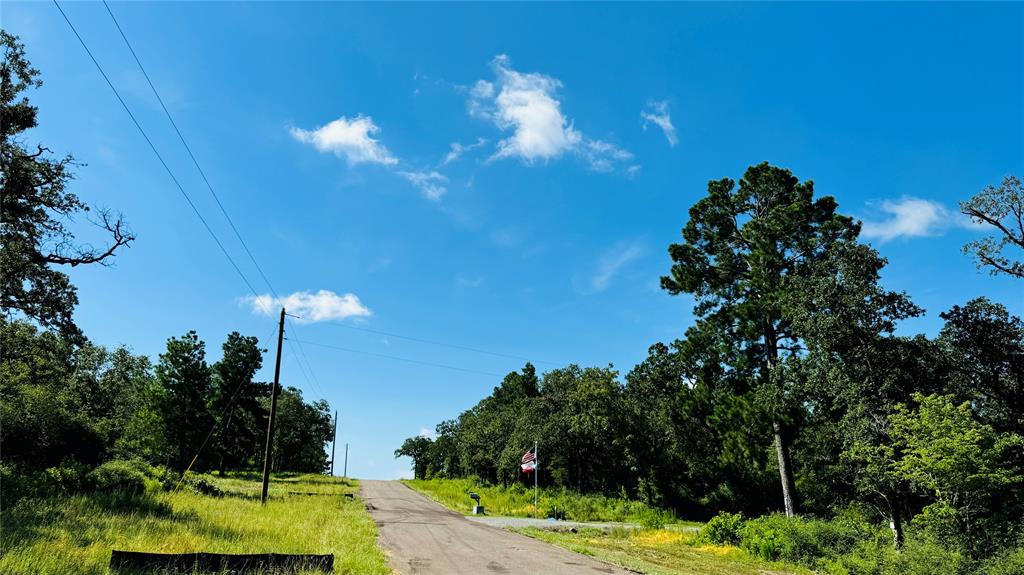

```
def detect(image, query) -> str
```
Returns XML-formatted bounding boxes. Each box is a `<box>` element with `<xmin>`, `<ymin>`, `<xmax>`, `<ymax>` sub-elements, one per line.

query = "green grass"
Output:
<box><xmin>403</xmin><ymin>477</ymin><xmax>674</xmax><ymax>525</ymax></box>
<box><xmin>517</xmin><ymin>527</ymin><xmax>813</xmax><ymax>575</ymax></box>
<box><xmin>0</xmin><ymin>472</ymin><xmax>389</xmax><ymax>575</ymax></box>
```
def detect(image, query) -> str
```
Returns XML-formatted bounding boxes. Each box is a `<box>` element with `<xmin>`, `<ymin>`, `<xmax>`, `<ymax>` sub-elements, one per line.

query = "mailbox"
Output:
<box><xmin>468</xmin><ymin>492</ymin><xmax>484</xmax><ymax>515</ymax></box>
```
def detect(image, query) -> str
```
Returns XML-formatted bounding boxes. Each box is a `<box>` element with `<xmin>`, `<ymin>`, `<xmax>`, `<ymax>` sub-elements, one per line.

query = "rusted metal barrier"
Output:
<box><xmin>110</xmin><ymin>550</ymin><xmax>333</xmax><ymax>573</ymax></box>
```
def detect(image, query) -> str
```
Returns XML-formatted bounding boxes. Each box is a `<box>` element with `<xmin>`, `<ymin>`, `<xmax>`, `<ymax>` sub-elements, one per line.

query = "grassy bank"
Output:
<box><xmin>403</xmin><ymin>477</ymin><xmax>676</xmax><ymax>525</ymax></box>
<box><xmin>518</xmin><ymin>527</ymin><xmax>811</xmax><ymax>575</ymax></box>
<box><xmin>0</xmin><ymin>472</ymin><xmax>388</xmax><ymax>575</ymax></box>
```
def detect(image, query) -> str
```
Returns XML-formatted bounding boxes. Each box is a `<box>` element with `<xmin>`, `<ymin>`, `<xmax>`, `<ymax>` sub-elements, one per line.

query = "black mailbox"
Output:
<box><xmin>469</xmin><ymin>492</ymin><xmax>480</xmax><ymax>503</ymax></box>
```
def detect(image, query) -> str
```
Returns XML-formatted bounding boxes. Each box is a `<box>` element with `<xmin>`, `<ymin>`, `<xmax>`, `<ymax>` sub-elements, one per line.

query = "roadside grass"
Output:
<box><xmin>403</xmin><ymin>477</ymin><xmax>675</xmax><ymax>525</ymax></box>
<box><xmin>517</xmin><ymin>527</ymin><xmax>813</xmax><ymax>575</ymax></box>
<box><xmin>0</xmin><ymin>473</ymin><xmax>388</xmax><ymax>575</ymax></box>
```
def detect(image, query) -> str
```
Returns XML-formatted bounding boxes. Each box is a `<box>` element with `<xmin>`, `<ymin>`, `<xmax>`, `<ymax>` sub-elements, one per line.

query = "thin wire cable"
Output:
<box><xmin>172</xmin><ymin>356</ymin><xmax>262</xmax><ymax>491</ymax></box>
<box><xmin>286</xmin><ymin>318</ymin><xmax>326</xmax><ymax>394</ymax></box>
<box><xmin>320</xmin><ymin>321</ymin><xmax>556</xmax><ymax>366</ymax></box>
<box><xmin>102</xmin><ymin>0</ymin><xmax>278</xmax><ymax>299</ymax></box>
<box><xmin>291</xmin><ymin>339</ymin><xmax>506</xmax><ymax>378</ymax></box>
<box><xmin>54</xmin><ymin>1</ymin><xmax>261</xmax><ymax>299</ymax></box>
<box><xmin>285</xmin><ymin>336</ymin><xmax>319</xmax><ymax>396</ymax></box>
<box><xmin>93</xmin><ymin>2</ymin><xmax>332</xmax><ymax>401</ymax></box>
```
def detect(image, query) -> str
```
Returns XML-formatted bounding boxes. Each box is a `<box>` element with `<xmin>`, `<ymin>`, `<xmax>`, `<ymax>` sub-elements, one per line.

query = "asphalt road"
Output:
<box><xmin>359</xmin><ymin>480</ymin><xmax>634</xmax><ymax>575</ymax></box>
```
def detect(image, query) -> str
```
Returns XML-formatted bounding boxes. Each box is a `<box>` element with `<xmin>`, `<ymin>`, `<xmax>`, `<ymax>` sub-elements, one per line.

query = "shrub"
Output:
<box><xmin>700</xmin><ymin>511</ymin><xmax>745</xmax><ymax>545</ymax></box>
<box><xmin>1</xmin><ymin>461</ymin><xmax>91</xmax><ymax>501</ymax></box>
<box><xmin>820</xmin><ymin>530</ymin><xmax>973</xmax><ymax>575</ymax></box>
<box><xmin>739</xmin><ymin>513</ymin><xmax>870</xmax><ymax>566</ymax></box>
<box><xmin>639</xmin><ymin>507</ymin><xmax>667</xmax><ymax>530</ymax></box>
<box><xmin>182</xmin><ymin>474</ymin><xmax>224</xmax><ymax>497</ymax></box>
<box><xmin>983</xmin><ymin>544</ymin><xmax>1024</xmax><ymax>575</ymax></box>
<box><xmin>86</xmin><ymin>459</ymin><xmax>162</xmax><ymax>495</ymax></box>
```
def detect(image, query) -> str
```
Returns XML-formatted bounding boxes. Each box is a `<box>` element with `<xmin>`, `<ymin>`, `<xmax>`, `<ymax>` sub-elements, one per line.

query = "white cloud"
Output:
<box><xmin>290</xmin><ymin>115</ymin><xmax>398</xmax><ymax>166</ymax></box>
<box><xmin>418</xmin><ymin>427</ymin><xmax>436</xmax><ymax>439</ymax></box>
<box><xmin>467</xmin><ymin>55</ymin><xmax>633</xmax><ymax>172</ymax></box>
<box><xmin>398</xmin><ymin>170</ymin><xmax>447</xmax><ymax>201</ymax></box>
<box><xmin>244</xmin><ymin>290</ymin><xmax>371</xmax><ymax>323</ymax></box>
<box><xmin>442</xmin><ymin>137</ymin><xmax>489</xmax><ymax>166</ymax></box>
<box><xmin>590</xmin><ymin>240</ymin><xmax>644</xmax><ymax>292</ymax></box>
<box><xmin>641</xmin><ymin>100</ymin><xmax>678</xmax><ymax>147</ymax></box>
<box><xmin>580</xmin><ymin>139</ymin><xmax>634</xmax><ymax>173</ymax></box>
<box><xmin>860</xmin><ymin>197</ymin><xmax>977</xmax><ymax>242</ymax></box>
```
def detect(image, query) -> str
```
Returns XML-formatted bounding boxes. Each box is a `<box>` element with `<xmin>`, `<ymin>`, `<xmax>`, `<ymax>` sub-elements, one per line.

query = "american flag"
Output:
<box><xmin>521</xmin><ymin>447</ymin><xmax>537</xmax><ymax>472</ymax></box>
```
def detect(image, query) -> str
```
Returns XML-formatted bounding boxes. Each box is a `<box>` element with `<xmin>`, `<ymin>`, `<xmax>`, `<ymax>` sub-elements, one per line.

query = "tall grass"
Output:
<box><xmin>519</xmin><ymin>526</ymin><xmax>812</xmax><ymax>575</ymax></box>
<box><xmin>0</xmin><ymin>473</ymin><xmax>388</xmax><ymax>575</ymax></box>
<box><xmin>403</xmin><ymin>477</ymin><xmax>674</xmax><ymax>525</ymax></box>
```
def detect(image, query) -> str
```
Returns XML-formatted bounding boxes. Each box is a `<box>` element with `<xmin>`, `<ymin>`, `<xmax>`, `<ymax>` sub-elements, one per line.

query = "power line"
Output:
<box><xmin>53</xmin><ymin>1</ymin><xmax>261</xmax><ymax>299</ymax></box>
<box><xmin>101</xmin><ymin>0</ymin><xmax>278</xmax><ymax>299</ymax></box>
<box><xmin>320</xmin><ymin>321</ymin><xmax>557</xmax><ymax>366</ymax></box>
<box><xmin>291</xmin><ymin>338</ymin><xmax>507</xmax><ymax>378</ymax></box>
<box><xmin>90</xmin><ymin>2</ymin><xmax>331</xmax><ymax>400</ymax></box>
<box><xmin>103</xmin><ymin>1</ymin><xmax>333</xmax><ymax>402</ymax></box>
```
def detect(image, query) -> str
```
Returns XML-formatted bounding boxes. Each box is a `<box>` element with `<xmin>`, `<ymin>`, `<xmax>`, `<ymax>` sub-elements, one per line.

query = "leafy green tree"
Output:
<box><xmin>660</xmin><ymin>163</ymin><xmax>861</xmax><ymax>516</ymax></box>
<box><xmin>211</xmin><ymin>332</ymin><xmax>266</xmax><ymax>473</ymax></box>
<box><xmin>427</xmin><ymin>419</ymin><xmax>462</xmax><ymax>478</ymax></box>
<box><xmin>961</xmin><ymin>175</ymin><xmax>1023</xmax><ymax>278</ymax></box>
<box><xmin>102</xmin><ymin>348</ymin><xmax>167</xmax><ymax>463</ymax></box>
<box><xmin>939</xmin><ymin>298</ymin><xmax>1024</xmax><ymax>435</ymax></box>
<box><xmin>539</xmin><ymin>365</ymin><xmax>624</xmax><ymax>493</ymax></box>
<box><xmin>270</xmin><ymin>386</ymin><xmax>333</xmax><ymax>473</ymax></box>
<box><xmin>890</xmin><ymin>394</ymin><xmax>1024</xmax><ymax>555</ymax></box>
<box><xmin>1</xmin><ymin>31</ymin><xmax>133</xmax><ymax>340</ymax></box>
<box><xmin>156</xmin><ymin>331</ymin><xmax>214</xmax><ymax>470</ymax></box>
<box><xmin>456</xmin><ymin>364</ymin><xmax>538</xmax><ymax>484</ymax></box>
<box><xmin>0</xmin><ymin>320</ymin><xmax>102</xmax><ymax>467</ymax></box>
<box><xmin>396</xmin><ymin>435</ymin><xmax>435</xmax><ymax>479</ymax></box>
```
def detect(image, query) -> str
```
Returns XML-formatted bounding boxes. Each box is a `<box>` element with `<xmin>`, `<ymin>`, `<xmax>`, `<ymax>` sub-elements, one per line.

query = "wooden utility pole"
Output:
<box><xmin>329</xmin><ymin>410</ymin><xmax>338</xmax><ymax>476</ymax></box>
<box><xmin>260</xmin><ymin>307</ymin><xmax>286</xmax><ymax>505</ymax></box>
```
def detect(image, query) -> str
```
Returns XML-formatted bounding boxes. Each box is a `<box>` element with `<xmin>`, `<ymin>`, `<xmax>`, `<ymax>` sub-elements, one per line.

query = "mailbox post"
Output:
<box><xmin>469</xmin><ymin>492</ymin><xmax>484</xmax><ymax>515</ymax></box>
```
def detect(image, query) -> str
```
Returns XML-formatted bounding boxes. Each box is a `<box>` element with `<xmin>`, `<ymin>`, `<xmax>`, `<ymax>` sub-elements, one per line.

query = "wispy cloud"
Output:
<box><xmin>398</xmin><ymin>170</ymin><xmax>448</xmax><ymax>201</ymax></box>
<box><xmin>244</xmin><ymin>290</ymin><xmax>371</xmax><ymax>323</ymax></box>
<box><xmin>589</xmin><ymin>240</ymin><xmax>645</xmax><ymax>293</ymax></box>
<box><xmin>442</xmin><ymin>137</ymin><xmax>489</xmax><ymax>166</ymax></box>
<box><xmin>467</xmin><ymin>55</ymin><xmax>636</xmax><ymax>173</ymax></box>
<box><xmin>641</xmin><ymin>100</ymin><xmax>677</xmax><ymax>147</ymax></box>
<box><xmin>860</xmin><ymin>196</ymin><xmax>978</xmax><ymax>242</ymax></box>
<box><xmin>456</xmin><ymin>274</ymin><xmax>484</xmax><ymax>289</ymax></box>
<box><xmin>580</xmin><ymin>139</ymin><xmax>634</xmax><ymax>173</ymax></box>
<box><xmin>290</xmin><ymin>115</ymin><xmax>397</xmax><ymax>166</ymax></box>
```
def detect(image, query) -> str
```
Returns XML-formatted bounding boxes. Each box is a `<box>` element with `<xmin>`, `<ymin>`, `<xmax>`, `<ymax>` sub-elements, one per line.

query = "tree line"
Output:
<box><xmin>399</xmin><ymin>164</ymin><xmax>1023</xmax><ymax>562</ymax></box>
<box><xmin>1</xmin><ymin>31</ymin><xmax>332</xmax><ymax>479</ymax></box>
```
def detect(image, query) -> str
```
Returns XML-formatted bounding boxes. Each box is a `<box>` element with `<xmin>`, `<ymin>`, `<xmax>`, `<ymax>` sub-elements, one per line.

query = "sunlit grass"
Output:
<box><xmin>403</xmin><ymin>477</ymin><xmax>674</xmax><ymax>525</ymax></box>
<box><xmin>518</xmin><ymin>527</ymin><xmax>813</xmax><ymax>575</ymax></box>
<box><xmin>0</xmin><ymin>473</ymin><xmax>388</xmax><ymax>575</ymax></box>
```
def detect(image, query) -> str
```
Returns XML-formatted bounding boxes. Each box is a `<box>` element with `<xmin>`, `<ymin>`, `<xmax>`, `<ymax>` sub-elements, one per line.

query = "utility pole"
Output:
<box><xmin>343</xmin><ymin>443</ymin><xmax>349</xmax><ymax>478</ymax></box>
<box><xmin>330</xmin><ymin>410</ymin><xmax>338</xmax><ymax>476</ymax></box>
<box><xmin>260</xmin><ymin>307</ymin><xmax>285</xmax><ymax>505</ymax></box>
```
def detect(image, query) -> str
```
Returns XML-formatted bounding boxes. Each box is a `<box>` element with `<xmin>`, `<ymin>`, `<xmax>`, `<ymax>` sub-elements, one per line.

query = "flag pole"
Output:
<box><xmin>534</xmin><ymin>440</ymin><xmax>539</xmax><ymax>519</ymax></box>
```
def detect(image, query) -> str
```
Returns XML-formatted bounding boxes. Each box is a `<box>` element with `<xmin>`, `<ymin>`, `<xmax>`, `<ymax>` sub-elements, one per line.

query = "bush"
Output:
<box><xmin>1</xmin><ymin>461</ymin><xmax>91</xmax><ymax>501</ymax></box>
<box><xmin>639</xmin><ymin>507</ymin><xmax>667</xmax><ymax>530</ymax></box>
<box><xmin>983</xmin><ymin>545</ymin><xmax>1024</xmax><ymax>575</ymax></box>
<box><xmin>182</xmin><ymin>473</ymin><xmax>224</xmax><ymax>497</ymax></box>
<box><xmin>86</xmin><ymin>459</ymin><xmax>162</xmax><ymax>495</ymax></box>
<box><xmin>739</xmin><ymin>513</ymin><xmax>870</xmax><ymax>566</ymax></box>
<box><xmin>823</xmin><ymin>532</ymin><xmax>972</xmax><ymax>575</ymax></box>
<box><xmin>700</xmin><ymin>511</ymin><xmax>745</xmax><ymax>545</ymax></box>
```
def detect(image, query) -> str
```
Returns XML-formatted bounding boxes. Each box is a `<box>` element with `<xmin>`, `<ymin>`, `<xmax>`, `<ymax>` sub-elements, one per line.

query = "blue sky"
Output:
<box><xmin>6</xmin><ymin>2</ymin><xmax>1022</xmax><ymax>480</ymax></box>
